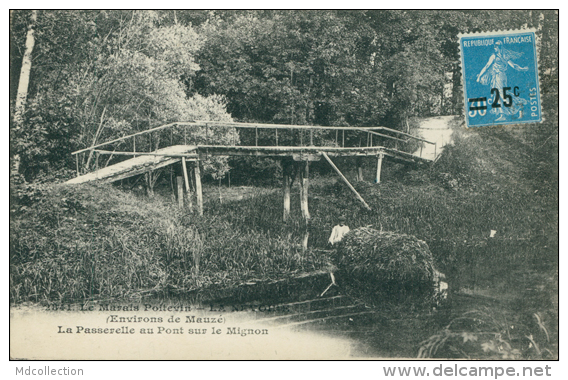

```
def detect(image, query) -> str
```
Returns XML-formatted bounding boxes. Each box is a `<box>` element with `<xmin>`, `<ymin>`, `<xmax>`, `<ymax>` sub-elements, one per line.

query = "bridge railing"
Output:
<box><xmin>71</xmin><ymin>121</ymin><xmax>435</xmax><ymax>175</ymax></box>
<box><xmin>71</xmin><ymin>121</ymin><xmax>224</xmax><ymax>175</ymax></box>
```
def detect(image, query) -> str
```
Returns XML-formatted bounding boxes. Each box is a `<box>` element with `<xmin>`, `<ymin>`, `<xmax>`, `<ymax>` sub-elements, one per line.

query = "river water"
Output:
<box><xmin>10</xmin><ymin>259</ymin><xmax>557</xmax><ymax>360</ymax></box>
<box><xmin>10</xmin><ymin>271</ymin><xmax>448</xmax><ymax>360</ymax></box>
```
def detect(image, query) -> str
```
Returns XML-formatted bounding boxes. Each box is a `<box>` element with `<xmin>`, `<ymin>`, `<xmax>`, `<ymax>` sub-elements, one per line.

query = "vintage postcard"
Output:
<box><xmin>9</xmin><ymin>10</ymin><xmax>558</xmax><ymax>363</ymax></box>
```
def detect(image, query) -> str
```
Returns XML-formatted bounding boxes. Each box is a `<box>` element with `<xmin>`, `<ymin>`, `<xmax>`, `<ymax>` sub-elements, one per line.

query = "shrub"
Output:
<box><xmin>335</xmin><ymin>227</ymin><xmax>438</xmax><ymax>303</ymax></box>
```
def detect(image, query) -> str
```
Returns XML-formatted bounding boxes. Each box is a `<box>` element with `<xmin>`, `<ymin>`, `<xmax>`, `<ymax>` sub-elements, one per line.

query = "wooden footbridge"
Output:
<box><xmin>68</xmin><ymin>121</ymin><xmax>437</xmax><ymax>219</ymax></box>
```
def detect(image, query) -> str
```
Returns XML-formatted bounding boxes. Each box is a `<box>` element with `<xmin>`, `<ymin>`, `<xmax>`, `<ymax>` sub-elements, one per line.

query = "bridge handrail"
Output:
<box><xmin>198</xmin><ymin>120</ymin><xmax>435</xmax><ymax>145</ymax></box>
<box><xmin>357</xmin><ymin>126</ymin><xmax>435</xmax><ymax>144</ymax></box>
<box><xmin>72</xmin><ymin>121</ymin><xmax>193</xmax><ymax>155</ymax></box>
<box><xmin>71</xmin><ymin>120</ymin><xmax>435</xmax><ymax>156</ymax></box>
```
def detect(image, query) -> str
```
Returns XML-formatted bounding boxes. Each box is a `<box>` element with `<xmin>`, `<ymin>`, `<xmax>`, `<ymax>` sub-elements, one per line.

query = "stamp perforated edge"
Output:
<box><xmin>457</xmin><ymin>28</ymin><xmax>544</xmax><ymax>128</ymax></box>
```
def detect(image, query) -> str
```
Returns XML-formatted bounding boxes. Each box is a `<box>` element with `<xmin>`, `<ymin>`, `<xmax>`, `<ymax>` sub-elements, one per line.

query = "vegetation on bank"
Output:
<box><xmin>9</xmin><ymin>182</ymin><xmax>330</xmax><ymax>304</ymax></box>
<box><xmin>10</xmin><ymin>114</ymin><xmax>558</xmax><ymax>358</ymax></box>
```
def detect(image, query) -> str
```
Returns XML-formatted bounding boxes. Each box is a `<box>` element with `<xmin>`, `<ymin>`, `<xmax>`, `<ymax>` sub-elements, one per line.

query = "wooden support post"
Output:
<box><xmin>275</xmin><ymin>129</ymin><xmax>278</xmax><ymax>146</ymax></box>
<box><xmin>194</xmin><ymin>163</ymin><xmax>203</xmax><ymax>216</ymax></box>
<box><xmin>375</xmin><ymin>153</ymin><xmax>384</xmax><ymax>184</ymax></box>
<box><xmin>75</xmin><ymin>154</ymin><xmax>79</xmax><ymax>177</ymax></box>
<box><xmin>206</xmin><ymin>123</ymin><xmax>209</xmax><ymax>145</ymax></box>
<box><xmin>176</xmin><ymin>176</ymin><xmax>184</xmax><ymax>209</ymax></box>
<box><xmin>193</xmin><ymin>250</ymin><xmax>200</xmax><ymax>276</ymax></box>
<box><xmin>301</xmin><ymin>229</ymin><xmax>309</xmax><ymax>251</ymax></box>
<box><xmin>182</xmin><ymin>157</ymin><xmax>192</xmax><ymax>212</ymax></box>
<box><xmin>356</xmin><ymin>157</ymin><xmax>363</xmax><ymax>182</ymax></box>
<box><xmin>181</xmin><ymin>157</ymin><xmax>190</xmax><ymax>192</ymax></box>
<box><xmin>187</xmin><ymin>180</ymin><xmax>193</xmax><ymax>210</ymax></box>
<box><xmin>299</xmin><ymin>161</ymin><xmax>310</xmax><ymax>221</ymax></box>
<box><xmin>283</xmin><ymin>160</ymin><xmax>292</xmax><ymax>221</ymax></box>
<box><xmin>321</xmin><ymin>152</ymin><xmax>372</xmax><ymax>211</ymax></box>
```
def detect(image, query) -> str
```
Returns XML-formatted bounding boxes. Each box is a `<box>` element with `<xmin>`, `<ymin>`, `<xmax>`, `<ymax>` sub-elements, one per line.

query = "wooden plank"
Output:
<box><xmin>299</xmin><ymin>161</ymin><xmax>310</xmax><ymax>221</ymax></box>
<box><xmin>67</xmin><ymin>156</ymin><xmax>182</xmax><ymax>184</ymax></box>
<box><xmin>194</xmin><ymin>163</ymin><xmax>203</xmax><ymax>216</ymax></box>
<box><xmin>85</xmin><ymin>106</ymin><xmax>107</xmax><ymax>170</ymax></box>
<box><xmin>177</xmin><ymin>176</ymin><xmax>184</xmax><ymax>209</ymax></box>
<box><xmin>194</xmin><ymin>145</ymin><xmax>432</xmax><ymax>164</ymax></box>
<box><xmin>181</xmin><ymin>157</ymin><xmax>191</xmax><ymax>192</ymax></box>
<box><xmin>182</xmin><ymin>157</ymin><xmax>193</xmax><ymax>212</ymax></box>
<box><xmin>360</xmin><ymin>125</ymin><xmax>435</xmax><ymax>144</ymax></box>
<box><xmin>198</xmin><ymin>145</ymin><xmax>381</xmax><ymax>154</ymax></box>
<box><xmin>101</xmin><ymin>158</ymin><xmax>181</xmax><ymax>184</ymax></box>
<box><xmin>301</xmin><ymin>230</ymin><xmax>309</xmax><ymax>251</ymax></box>
<box><xmin>321</xmin><ymin>152</ymin><xmax>372</xmax><ymax>211</ymax></box>
<box><xmin>72</xmin><ymin>121</ymin><xmax>182</xmax><ymax>154</ymax></box>
<box><xmin>197</xmin><ymin>120</ymin><xmax>429</xmax><ymax>144</ymax></box>
<box><xmin>292</xmin><ymin>153</ymin><xmax>320</xmax><ymax>161</ymax></box>
<box><xmin>93</xmin><ymin>150</ymin><xmax>198</xmax><ymax>158</ymax></box>
<box><xmin>283</xmin><ymin>161</ymin><xmax>292</xmax><ymax>221</ymax></box>
<box><xmin>375</xmin><ymin>153</ymin><xmax>384</xmax><ymax>184</ymax></box>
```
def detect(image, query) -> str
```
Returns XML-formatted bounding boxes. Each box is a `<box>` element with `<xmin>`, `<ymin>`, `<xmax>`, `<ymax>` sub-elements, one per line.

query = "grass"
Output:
<box><xmin>9</xmin><ymin>182</ymin><xmax>330</xmax><ymax>305</ymax></box>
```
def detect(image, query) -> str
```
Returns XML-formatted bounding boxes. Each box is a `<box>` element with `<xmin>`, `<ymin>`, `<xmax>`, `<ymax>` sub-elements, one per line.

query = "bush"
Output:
<box><xmin>335</xmin><ymin>227</ymin><xmax>439</xmax><ymax>303</ymax></box>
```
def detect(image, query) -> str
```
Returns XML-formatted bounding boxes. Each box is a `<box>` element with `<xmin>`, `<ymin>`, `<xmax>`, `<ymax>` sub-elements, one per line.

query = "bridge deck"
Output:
<box><xmin>68</xmin><ymin>144</ymin><xmax>430</xmax><ymax>185</ymax></box>
<box><xmin>67</xmin><ymin>145</ymin><xmax>198</xmax><ymax>185</ymax></box>
<box><xmin>197</xmin><ymin>145</ymin><xmax>430</xmax><ymax>163</ymax></box>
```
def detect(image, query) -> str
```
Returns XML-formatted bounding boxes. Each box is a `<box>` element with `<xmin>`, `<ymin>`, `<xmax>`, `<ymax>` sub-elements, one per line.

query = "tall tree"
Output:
<box><xmin>193</xmin><ymin>11</ymin><xmax>387</xmax><ymax>128</ymax></box>
<box><xmin>10</xmin><ymin>11</ymin><xmax>235</xmax><ymax>182</ymax></box>
<box><xmin>11</xmin><ymin>10</ymin><xmax>37</xmax><ymax>174</ymax></box>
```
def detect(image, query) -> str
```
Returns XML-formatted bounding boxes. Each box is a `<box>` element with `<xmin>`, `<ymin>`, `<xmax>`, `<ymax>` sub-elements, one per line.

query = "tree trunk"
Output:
<box><xmin>12</xmin><ymin>10</ymin><xmax>37</xmax><ymax>175</ymax></box>
<box><xmin>14</xmin><ymin>10</ymin><xmax>37</xmax><ymax>127</ymax></box>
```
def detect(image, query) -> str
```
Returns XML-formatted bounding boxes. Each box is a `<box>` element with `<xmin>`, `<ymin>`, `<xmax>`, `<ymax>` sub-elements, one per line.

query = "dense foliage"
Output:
<box><xmin>10</xmin><ymin>10</ymin><xmax>558</xmax><ymax>184</ymax></box>
<box><xmin>10</xmin><ymin>10</ymin><xmax>232</xmax><ymax>181</ymax></box>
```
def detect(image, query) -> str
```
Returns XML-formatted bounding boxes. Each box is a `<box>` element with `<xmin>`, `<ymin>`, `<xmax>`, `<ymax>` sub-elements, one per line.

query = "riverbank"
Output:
<box><xmin>10</xmin><ymin>117</ymin><xmax>558</xmax><ymax>358</ymax></box>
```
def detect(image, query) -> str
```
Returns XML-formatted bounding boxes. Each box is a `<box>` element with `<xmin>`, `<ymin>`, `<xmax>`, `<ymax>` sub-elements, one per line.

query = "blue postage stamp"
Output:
<box><xmin>459</xmin><ymin>29</ymin><xmax>541</xmax><ymax>128</ymax></box>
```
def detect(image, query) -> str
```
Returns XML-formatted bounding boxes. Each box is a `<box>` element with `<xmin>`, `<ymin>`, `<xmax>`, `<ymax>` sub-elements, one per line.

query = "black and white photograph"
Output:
<box><xmin>9</xmin><ymin>9</ymin><xmax>558</xmax><ymax>363</ymax></box>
